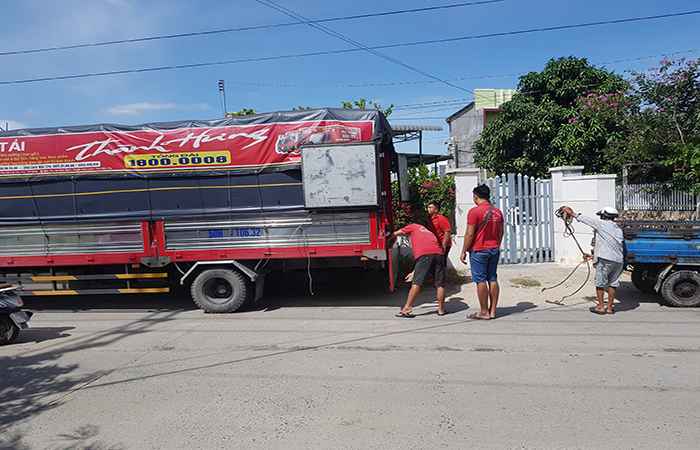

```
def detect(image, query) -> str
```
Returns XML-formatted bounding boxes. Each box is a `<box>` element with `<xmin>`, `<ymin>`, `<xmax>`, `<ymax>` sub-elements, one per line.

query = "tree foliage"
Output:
<box><xmin>227</xmin><ymin>108</ymin><xmax>256</xmax><ymax>117</ymax></box>
<box><xmin>391</xmin><ymin>165</ymin><xmax>455</xmax><ymax>229</ymax></box>
<box><xmin>623</xmin><ymin>58</ymin><xmax>700</xmax><ymax>192</ymax></box>
<box><xmin>341</xmin><ymin>98</ymin><xmax>394</xmax><ymax>117</ymax></box>
<box><xmin>473</xmin><ymin>56</ymin><xmax>700</xmax><ymax>192</ymax></box>
<box><xmin>474</xmin><ymin>57</ymin><xmax>629</xmax><ymax>178</ymax></box>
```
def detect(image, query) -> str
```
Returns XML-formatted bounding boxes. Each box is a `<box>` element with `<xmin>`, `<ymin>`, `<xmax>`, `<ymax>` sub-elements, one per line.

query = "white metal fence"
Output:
<box><xmin>616</xmin><ymin>183</ymin><xmax>698</xmax><ymax>211</ymax></box>
<box><xmin>485</xmin><ymin>173</ymin><xmax>554</xmax><ymax>264</ymax></box>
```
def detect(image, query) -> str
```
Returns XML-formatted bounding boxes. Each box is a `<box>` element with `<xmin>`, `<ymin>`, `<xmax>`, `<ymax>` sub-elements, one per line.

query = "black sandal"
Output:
<box><xmin>395</xmin><ymin>311</ymin><xmax>415</xmax><ymax>318</ymax></box>
<box><xmin>589</xmin><ymin>307</ymin><xmax>606</xmax><ymax>315</ymax></box>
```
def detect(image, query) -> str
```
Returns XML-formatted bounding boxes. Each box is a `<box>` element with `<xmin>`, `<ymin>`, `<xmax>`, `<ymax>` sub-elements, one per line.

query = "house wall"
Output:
<box><xmin>448</xmin><ymin>108</ymin><xmax>484</xmax><ymax>168</ymax></box>
<box><xmin>448</xmin><ymin>89</ymin><xmax>515</xmax><ymax>169</ymax></box>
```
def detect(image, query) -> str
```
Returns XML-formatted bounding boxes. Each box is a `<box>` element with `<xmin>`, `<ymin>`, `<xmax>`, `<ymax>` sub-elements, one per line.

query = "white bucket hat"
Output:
<box><xmin>596</xmin><ymin>206</ymin><xmax>619</xmax><ymax>217</ymax></box>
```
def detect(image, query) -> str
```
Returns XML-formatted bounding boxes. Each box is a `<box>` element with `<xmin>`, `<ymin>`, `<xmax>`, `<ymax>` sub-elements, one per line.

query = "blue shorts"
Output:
<box><xmin>470</xmin><ymin>248</ymin><xmax>500</xmax><ymax>284</ymax></box>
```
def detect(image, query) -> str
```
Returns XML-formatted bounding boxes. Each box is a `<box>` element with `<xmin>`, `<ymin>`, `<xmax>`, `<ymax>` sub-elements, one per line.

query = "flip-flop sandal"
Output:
<box><xmin>437</xmin><ymin>310</ymin><xmax>446</xmax><ymax>316</ymax></box>
<box><xmin>589</xmin><ymin>307</ymin><xmax>606</xmax><ymax>315</ymax></box>
<box><xmin>606</xmin><ymin>309</ymin><xmax>615</xmax><ymax>315</ymax></box>
<box><xmin>468</xmin><ymin>313</ymin><xmax>491</xmax><ymax>320</ymax></box>
<box><xmin>395</xmin><ymin>311</ymin><xmax>415</xmax><ymax>318</ymax></box>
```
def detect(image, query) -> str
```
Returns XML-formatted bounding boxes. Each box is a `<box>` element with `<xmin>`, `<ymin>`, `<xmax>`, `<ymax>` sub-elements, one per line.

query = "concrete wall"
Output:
<box><xmin>550</xmin><ymin>166</ymin><xmax>617</xmax><ymax>265</ymax></box>
<box><xmin>446</xmin><ymin>168</ymin><xmax>481</xmax><ymax>269</ymax></box>
<box><xmin>448</xmin><ymin>108</ymin><xmax>483</xmax><ymax>168</ymax></box>
<box><xmin>448</xmin><ymin>89</ymin><xmax>515</xmax><ymax>169</ymax></box>
<box><xmin>447</xmin><ymin>165</ymin><xmax>618</xmax><ymax>268</ymax></box>
<box><xmin>474</xmin><ymin>88</ymin><xmax>515</xmax><ymax>110</ymax></box>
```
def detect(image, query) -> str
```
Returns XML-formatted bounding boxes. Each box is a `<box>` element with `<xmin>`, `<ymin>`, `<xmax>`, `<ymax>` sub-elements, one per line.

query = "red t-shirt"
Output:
<box><xmin>399</xmin><ymin>224</ymin><xmax>444</xmax><ymax>259</ymax></box>
<box><xmin>429</xmin><ymin>214</ymin><xmax>452</xmax><ymax>248</ymax></box>
<box><xmin>467</xmin><ymin>202</ymin><xmax>504</xmax><ymax>252</ymax></box>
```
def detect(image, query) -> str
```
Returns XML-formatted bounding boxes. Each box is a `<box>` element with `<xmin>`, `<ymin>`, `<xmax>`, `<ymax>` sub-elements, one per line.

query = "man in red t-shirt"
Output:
<box><xmin>460</xmin><ymin>184</ymin><xmax>504</xmax><ymax>320</ymax></box>
<box><xmin>392</xmin><ymin>223</ymin><xmax>446</xmax><ymax>317</ymax></box>
<box><xmin>427</xmin><ymin>201</ymin><xmax>452</xmax><ymax>258</ymax></box>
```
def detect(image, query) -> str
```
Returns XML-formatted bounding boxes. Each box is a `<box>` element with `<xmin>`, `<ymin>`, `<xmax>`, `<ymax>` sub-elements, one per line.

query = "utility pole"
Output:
<box><xmin>218</xmin><ymin>80</ymin><xmax>227</xmax><ymax>118</ymax></box>
<box><xmin>418</xmin><ymin>130</ymin><xmax>423</xmax><ymax>166</ymax></box>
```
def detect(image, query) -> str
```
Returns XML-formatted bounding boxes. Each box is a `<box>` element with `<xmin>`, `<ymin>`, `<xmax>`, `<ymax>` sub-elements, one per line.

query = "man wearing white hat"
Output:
<box><xmin>561</xmin><ymin>206</ymin><xmax>625</xmax><ymax>315</ymax></box>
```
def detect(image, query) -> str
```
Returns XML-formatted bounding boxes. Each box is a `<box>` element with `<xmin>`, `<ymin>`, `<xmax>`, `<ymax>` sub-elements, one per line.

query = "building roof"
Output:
<box><xmin>389</xmin><ymin>123</ymin><xmax>443</xmax><ymax>132</ymax></box>
<box><xmin>398</xmin><ymin>152</ymin><xmax>452</xmax><ymax>167</ymax></box>
<box><xmin>445</xmin><ymin>102</ymin><xmax>475</xmax><ymax>123</ymax></box>
<box><xmin>389</xmin><ymin>123</ymin><xmax>443</xmax><ymax>143</ymax></box>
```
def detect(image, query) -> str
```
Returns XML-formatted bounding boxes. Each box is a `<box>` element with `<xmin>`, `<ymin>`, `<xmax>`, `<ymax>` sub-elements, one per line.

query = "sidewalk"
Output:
<box><xmin>429</xmin><ymin>263</ymin><xmax>659</xmax><ymax>315</ymax></box>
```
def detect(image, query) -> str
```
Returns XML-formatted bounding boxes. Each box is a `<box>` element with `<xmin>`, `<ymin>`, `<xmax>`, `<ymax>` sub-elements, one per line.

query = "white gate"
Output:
<box><xmin>484</xmin><ymin>173</ymin><xmax>554</xmax><ymax>264</ymax></box>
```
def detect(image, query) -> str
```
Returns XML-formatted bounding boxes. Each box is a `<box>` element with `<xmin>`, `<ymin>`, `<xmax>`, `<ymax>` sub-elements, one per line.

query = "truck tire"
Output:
<box><xmin>190</xmin><ymin>269</ymin><xmax>249</xmax><ymax>313</ymax></box>
<box><xmin>0</xmin><ymin>317</ymin><xmax>19</xmax><ymax>345</ymax></box>
<box><xmin>631</xmin><ymin>267</ymin><xmax>658</xmax><ymax>294</ymax></box>
<box><xmin>660</xmin><ymin>270</ymin><xmax>700</xmax><ymax>307</ymax></box>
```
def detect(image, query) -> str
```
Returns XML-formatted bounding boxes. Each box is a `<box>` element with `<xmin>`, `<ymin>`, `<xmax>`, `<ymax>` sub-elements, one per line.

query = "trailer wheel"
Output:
<box><xmin>660</xmin><ymin>270</ymin><xmax>700</xmax><ymax>308</ymax></box>
<box><xmin>631</xmin><ymin>267</ymin><xmax>658</xmax><ymax>294</ymax></box>
<box><xmin>0</xmin><ymin>317</ymin><xmax>19</xmax><ymax>345</ymax></box>
<box><xmin>190</xmin><ymin>269</ymin><xmax>249</xmax><ymax>313</ymax></box>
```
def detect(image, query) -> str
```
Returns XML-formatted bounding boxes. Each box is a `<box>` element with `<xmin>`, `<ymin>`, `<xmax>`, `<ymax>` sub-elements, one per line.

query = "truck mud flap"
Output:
<box><xmin>654</xmin><ymin>264</ymin><xmax>675</xmax><ymax>293</ymax></box>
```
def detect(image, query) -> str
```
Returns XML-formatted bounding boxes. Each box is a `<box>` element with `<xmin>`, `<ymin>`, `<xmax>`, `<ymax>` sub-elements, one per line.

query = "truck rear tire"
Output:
<box><xmin>660</xmin><ymin>270</ymin><xmax>700</xmax><ymax>307</ymax></box>
<box><xmin>190</xmin><ymin>269</ymin><xmax>249</xmax><ymax>313</ymax></box>
<box><xmin>0</xmin><ymin>317</ymin><xmax>19</xmax><ymax>345</ymax></box>
<box><xmin>631</xmin><ymin>267</ymin><xmax>658</xmax><ymax>294</ymax></box>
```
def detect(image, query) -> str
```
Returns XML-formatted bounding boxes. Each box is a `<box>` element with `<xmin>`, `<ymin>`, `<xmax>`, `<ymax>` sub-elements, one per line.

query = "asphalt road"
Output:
<box><xmin>2</xmin><ymin>266</ymin><xmax>699</xmax><ymax>450</ymax></box>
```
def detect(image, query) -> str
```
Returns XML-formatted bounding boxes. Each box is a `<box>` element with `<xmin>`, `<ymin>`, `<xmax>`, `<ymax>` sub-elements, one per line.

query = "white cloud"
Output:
<box><xmin>0</xmin><ymin>120</ymin><xmax>28</xmax><ymax>131</ymax></box>
<box><xmin>106</xmin><ymin>102</ymin><xmax>178</xmax><ymax>116</ymax></box>
<box><xmin>105</xmin><ymin>102</ymin><xmax>211</xmax><ymax>116</ymax></box>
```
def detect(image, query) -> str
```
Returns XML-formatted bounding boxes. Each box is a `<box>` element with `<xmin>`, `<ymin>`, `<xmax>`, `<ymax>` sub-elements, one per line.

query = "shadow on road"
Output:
<box><xmin>495</xmin><ymin>301</ymin><xmax>537</xmax><ymax>318</ymax></box>
<box><xmin>1</xmin><ymin>424</ymin><xmax>125</xmax><ymax>450</ymax></box>
<box><xmin>0</xmin><ymin>311</ymin><xmax>181</xmax><ymax>440</ymax></box>
<box><xmin>580</xmin><ymin>280</ymin><xmax>660</xmax><ymax>314</ymax></box>
<box><xmin>23</xmin><ymin>294</ymin><xmax>196</xmax><ymax>312</ymax></box>
<box><xmin>253</xmin><ymin>268</ymin><xmax>463</xmax><ymax>312</ymax></box>
<box><xmin>13</xmin><ymin>327</ymin><xmax>75</xmax><ymax>344</ymax></box>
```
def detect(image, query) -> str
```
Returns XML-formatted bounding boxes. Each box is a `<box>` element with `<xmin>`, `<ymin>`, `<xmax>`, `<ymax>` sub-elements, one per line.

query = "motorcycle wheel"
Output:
<box><xmin>0</xmin><ymin>316</ymin><xmax>19</xmax><ymax>345</ymax></box>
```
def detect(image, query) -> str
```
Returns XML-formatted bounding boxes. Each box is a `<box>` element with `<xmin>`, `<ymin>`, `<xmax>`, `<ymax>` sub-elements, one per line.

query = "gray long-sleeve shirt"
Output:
<box><xmin>575</xmin><ymin>214</ymin><xmax>624</xmax><ymax>263</ymax></box>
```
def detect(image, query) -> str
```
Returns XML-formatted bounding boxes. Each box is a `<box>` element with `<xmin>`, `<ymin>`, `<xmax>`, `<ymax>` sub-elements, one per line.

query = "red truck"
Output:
<box><xmin>0</xmin><ymin>109</ymin><xmax>399</xmax><ymax>312</ymax></box>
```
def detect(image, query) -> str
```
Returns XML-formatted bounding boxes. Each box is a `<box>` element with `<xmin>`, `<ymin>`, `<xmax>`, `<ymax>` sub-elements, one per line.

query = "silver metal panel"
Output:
<box><xmin>302</xmin><ymin>144</ymin><xmax>378</xmax><ymax>208</ymax></box>
<box><xmin>164</xmin><ymin>211</ymin><xmax>371</xmax><ymax>251</ymax></box>
<box><xmin>0</xmin><ymin>222</ymin><xmax>143</xmax><ymax>256</ymax></box>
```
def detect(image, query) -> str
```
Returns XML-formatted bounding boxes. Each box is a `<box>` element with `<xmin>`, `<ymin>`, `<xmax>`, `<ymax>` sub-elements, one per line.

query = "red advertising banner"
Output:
<box><xmin>0</xmin><ymin>120</ymin><xmax>375</xmax><ymax>176</ymax></box>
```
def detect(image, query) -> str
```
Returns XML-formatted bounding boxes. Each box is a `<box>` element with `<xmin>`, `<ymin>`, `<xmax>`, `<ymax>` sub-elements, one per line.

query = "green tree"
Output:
<box><xmin>341</xmin><ymin>98</ymin><xmax>394</xmax><ymax>117</ymax></box>
<box><xmin>474</xmin><ymin>57</ymin><xmax>629</xmax><ymax>177</ymax></box>
<box><xmin>621</xmin><ymin>58</ymin><xmax>700</xmax><ymax>192</ymax></box>
<box><xmin>391</xmin><ymin>165</ymin><xmax>455</xmax><ymax>229</ymax></box>
<box><xmin>227</xmin><ymin>108</ymin><xmax>256</xmax><ymax>117</ymax></box>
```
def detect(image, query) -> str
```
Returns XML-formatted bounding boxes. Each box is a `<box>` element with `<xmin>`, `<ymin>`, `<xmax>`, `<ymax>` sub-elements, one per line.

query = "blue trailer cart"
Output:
<box><xmin>623</xmin><ymin>221</ymin><xmax>700</xmax><ymax>307</ymax></box>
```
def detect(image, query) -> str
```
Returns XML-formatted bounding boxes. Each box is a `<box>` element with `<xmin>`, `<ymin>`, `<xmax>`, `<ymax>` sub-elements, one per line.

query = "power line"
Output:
<box><xmin>82</xmin><ymin>47</ymin><xmax>695</xmax><ymax>91</ymax></box>
<box><xmin>0</xmin><ymin>0</ymin><xmax>505</xmax><ymax>57</ymax></box>
<box><xmin>394</xmin><ymin>98</ymin><xmax>472</xmax><ymax>110</ymax></box>
<box><xmin>392</xmin><ymin>77</ymin><xmax>636</xmax><ymax>112</ymax></box>
<box><xmin>372</xmin><ymin>10</ymin><xmax>700</xmax><ymax>52</ymax></box>
<box><xmin>253</xmin><ymin>0</ymin><xmax>472</xmax><ymax>93</ymax></box>
<box><xmin>2</xmin><ymin>11</ymin><xmax>699</xmax><ymax>86</ymax></box>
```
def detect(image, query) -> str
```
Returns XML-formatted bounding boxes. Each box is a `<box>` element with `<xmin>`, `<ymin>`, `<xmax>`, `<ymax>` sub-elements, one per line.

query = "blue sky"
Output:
<box><xmin>1</xmin><ymin>0</ymin><xmax>699</xmax><ymax>155</ymax></box>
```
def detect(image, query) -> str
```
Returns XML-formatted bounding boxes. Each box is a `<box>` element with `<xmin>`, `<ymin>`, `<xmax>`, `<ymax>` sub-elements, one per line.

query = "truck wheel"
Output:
<box><xmin>660</xmin><ymin>270</ymin><xmax>700</xmax><ymax>307</ymax></box>
<box><xmin>631</xmin><ymin>267</ymin><xmax>658</xmax><ymax>294</ymax></box>
<box><xmin>190</xmin><ymin>269</ymin><xmax>249</xmax><ymax>313</ymax></box>
<box><xmin>0</xmin><ymin>317</ymin><xmax>19</xmax><ymax>345</ymax></box>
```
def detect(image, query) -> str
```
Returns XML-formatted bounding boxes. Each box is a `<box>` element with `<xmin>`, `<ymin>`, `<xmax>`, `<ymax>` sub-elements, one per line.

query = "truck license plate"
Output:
<box><xmin>235</xmin><ymin>227</ymin><xmax>262</xmax><ymax>237</ymax></box>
